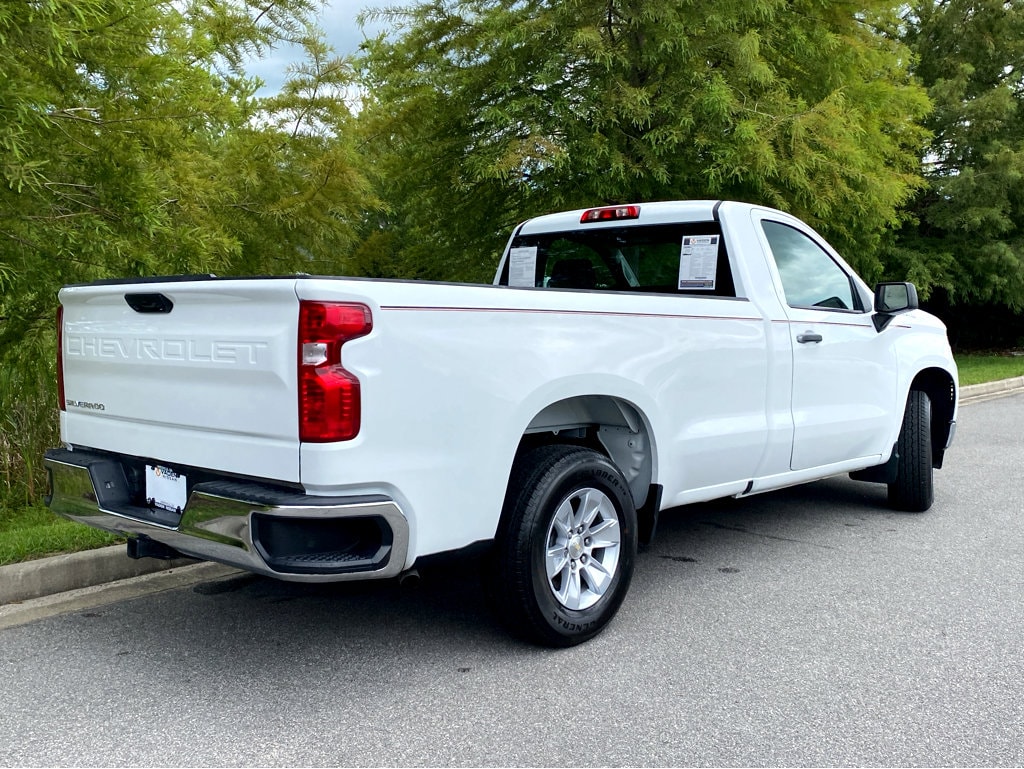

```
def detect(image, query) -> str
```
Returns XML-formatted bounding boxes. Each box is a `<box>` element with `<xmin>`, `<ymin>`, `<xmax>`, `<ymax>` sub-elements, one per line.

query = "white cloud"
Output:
<box><xmin>246</xmin><ymin>0</ymin><xmax>402</xmax><ymax>95</ymax></box>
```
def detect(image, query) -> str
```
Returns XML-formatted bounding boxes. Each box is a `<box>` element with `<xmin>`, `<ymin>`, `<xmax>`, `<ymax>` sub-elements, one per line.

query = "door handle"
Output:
<box><xmin>797</xmin><ymin>332</ymin><xmax>823</xmax><ymax>344</ymax></box>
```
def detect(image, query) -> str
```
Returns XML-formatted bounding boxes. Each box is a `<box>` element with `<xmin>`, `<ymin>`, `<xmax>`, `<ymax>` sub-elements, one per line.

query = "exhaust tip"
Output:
<box><xmin>398</xmin><ymin>568</ymin><xmax>421</xmax><ymax>588</ymax></box>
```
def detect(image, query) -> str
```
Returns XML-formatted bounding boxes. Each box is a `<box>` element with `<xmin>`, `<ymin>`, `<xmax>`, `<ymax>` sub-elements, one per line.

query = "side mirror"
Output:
<box><xmin>872</xmin><ymin>282</ymin><xmax>919</xmax><ymax>331</ymax></box>
<box><xmin>874</xmin><ymin>282</ymin><xmax>919</xmax><ymax>313</ymax></box>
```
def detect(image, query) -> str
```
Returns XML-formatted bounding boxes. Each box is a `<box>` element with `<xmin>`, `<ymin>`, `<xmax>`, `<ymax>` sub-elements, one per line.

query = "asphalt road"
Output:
<box><xmin>2</xmin><ymin>395</ymin><xmax>1023</xmax><ymax>767</ymax></box>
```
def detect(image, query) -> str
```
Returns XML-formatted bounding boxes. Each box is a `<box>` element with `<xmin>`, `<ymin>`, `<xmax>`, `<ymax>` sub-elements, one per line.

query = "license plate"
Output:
<box><xmin>145</xmin><ymin>464</ymin><xmax>188</xmax><ymax>513</ymax></box>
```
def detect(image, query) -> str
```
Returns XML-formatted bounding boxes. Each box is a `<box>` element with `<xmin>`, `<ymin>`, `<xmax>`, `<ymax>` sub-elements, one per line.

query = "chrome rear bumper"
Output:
<box><xmin>44</xmin><ymin>448</ymin><xmax>409</xmax><ymax>583</ymax></box>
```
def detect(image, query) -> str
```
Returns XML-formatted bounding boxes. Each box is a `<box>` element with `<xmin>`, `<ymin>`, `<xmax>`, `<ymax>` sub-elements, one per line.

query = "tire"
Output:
<box><xmin>489</xmin><ymin>445</ymin><xmax>638</xmax><ymax>647</ymax></box>
<box><xmin>888</xmin><ymin>390</ymin><xmax>934</xmax><ymax>512</ymax></box>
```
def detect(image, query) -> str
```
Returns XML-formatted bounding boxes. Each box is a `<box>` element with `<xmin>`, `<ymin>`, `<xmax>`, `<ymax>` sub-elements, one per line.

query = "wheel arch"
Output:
<box><xmin>517</xmin><ymin>394</ymin><xmax>657</xmax><ymax>508</ymax></box>
<box><xmin>909</xmin><ymin>367</ymin><xmax>957</xmax><ymax>468</ymax></box>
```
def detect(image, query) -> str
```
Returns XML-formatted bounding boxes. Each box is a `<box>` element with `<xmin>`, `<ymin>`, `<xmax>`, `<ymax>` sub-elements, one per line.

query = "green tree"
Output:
<box><xmin>0</xmin><ymin>0</ymin><xmax>372</xmax><ymax>506</ymax></box>
<box><xmin>357</xmin><ymin>0</ymin><xmax>930</xmax><ymax>281</ymax></box>
<box><xmin>893</xmin><ymin>0</ymin><xmax>1024</xmax><ymax>310</ymax></box>
<box><xmin>0</xmin><ymin>0</ymin><xmax>370</xmax><ymax>351</ymax></box>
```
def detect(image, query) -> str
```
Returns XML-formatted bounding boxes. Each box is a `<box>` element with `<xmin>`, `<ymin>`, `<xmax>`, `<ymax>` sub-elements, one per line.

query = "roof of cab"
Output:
<box><xmin>517</xmin><ymin>200</ymin><xmax>732</xmax><ymax>235</ymax></box>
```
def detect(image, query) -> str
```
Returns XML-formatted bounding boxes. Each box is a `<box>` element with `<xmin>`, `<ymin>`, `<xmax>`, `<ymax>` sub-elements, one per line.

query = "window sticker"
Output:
<box><xmin>508</xmin><ymin>246</ymin><xmax>538</xmax><ymax>287</ymax></box>
<box><xmin>678</xmin><ymin>235</ymin><xmax>719</xmax><ymax>290</ymax></box>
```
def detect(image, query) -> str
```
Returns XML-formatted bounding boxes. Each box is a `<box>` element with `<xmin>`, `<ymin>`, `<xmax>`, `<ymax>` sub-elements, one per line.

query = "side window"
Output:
<box><xmin>762</xmin><ymin>221</ymin><xmax>859</xmax><ymax>311</ymax></box>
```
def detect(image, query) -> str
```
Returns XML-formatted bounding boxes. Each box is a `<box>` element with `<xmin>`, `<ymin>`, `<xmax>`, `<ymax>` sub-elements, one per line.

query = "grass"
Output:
<box><xmin>954</xmin><ymin>352</ymin><xmax>1024</xmax><ymax>386</ymax></box>
<box><xmin>0</xmin><ymin>351</ymin><xmax>1021</xmax><ymax>567</ymax></box>
<box><xmin>0</xmin><ymin>504</ymin><xmax>121</xmax><ymax>567</ymax></box>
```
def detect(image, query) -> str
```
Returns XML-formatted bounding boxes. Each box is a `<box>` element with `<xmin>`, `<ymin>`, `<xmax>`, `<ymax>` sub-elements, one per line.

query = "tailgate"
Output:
<box><xmin>59</xmin><ymin>278</ymin><xmax>301</xmax><ymax>483</ymax></box>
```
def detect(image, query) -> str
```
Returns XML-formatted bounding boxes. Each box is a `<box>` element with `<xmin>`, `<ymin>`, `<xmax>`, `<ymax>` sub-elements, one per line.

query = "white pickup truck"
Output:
<box><xmin>45</xmin><ymin>200</ymin><xmax>958</xmax><ymax>646</ymax></box>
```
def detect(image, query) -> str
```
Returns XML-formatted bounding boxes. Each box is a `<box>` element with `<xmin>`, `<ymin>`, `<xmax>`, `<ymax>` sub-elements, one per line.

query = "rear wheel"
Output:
<box><xmin>888</xmin><ymin>390</ymin><xmax>934</xmax><ymax>512</ymax></box>
<box><xmin>489</xmin><ymin>445</ymin><xmax>637</xmax><ymax>647</ymax></box>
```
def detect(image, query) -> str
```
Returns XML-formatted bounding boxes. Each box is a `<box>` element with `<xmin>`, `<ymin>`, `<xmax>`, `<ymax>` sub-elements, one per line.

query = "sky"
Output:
<box><xmin>246</xmin><ymin>0</ymin><xmax>400</xmax><ymax>94</ymax></box>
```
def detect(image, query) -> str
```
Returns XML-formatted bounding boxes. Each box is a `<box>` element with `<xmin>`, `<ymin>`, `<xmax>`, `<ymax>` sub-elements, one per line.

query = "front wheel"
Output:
<box><xmin>888</xmin><ymin>389</ymin><xmax>934</xmax><ymax>512</ymax></box>
<box><xmin>489</xmin><ymin>445</ymin><xmax>637</xmax><ymax>647</ymax></box>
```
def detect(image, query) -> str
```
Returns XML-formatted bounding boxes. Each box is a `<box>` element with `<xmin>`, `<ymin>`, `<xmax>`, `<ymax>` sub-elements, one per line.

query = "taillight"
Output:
<box><xmin>298</xmin><ymin>301</ymin><xmax>372</xmax><ymax>442</ymax></box>
<box><xmin>580</xmin><ymin>205</ymin><xmax>641</xmax><ymax>223</ymax></box>
<box><xmin>57</xmin><ymin>305</ymin><xmax>66</xmax><ymax>412</ymax></box>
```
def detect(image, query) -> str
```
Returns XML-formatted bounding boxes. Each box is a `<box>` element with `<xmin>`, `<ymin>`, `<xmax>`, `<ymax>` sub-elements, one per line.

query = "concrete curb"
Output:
<box><xmin>958</xmin><ymin>375</ymin><xmax>1024</xmax><ymax>404</ymax></box>
<box><xmin>0</xmin><ymin>545</ymin><xmax>196</xmax><ymax>606</ymax></box>
<box><xmin>1</xmin><ymin>375</ymin><xmax>1021</xmax><ymax>609</ymax></box>
<box><xmin>0</xmin><ymin>561</ymin><xmax>240</xmax><ymax>630</ymax></box>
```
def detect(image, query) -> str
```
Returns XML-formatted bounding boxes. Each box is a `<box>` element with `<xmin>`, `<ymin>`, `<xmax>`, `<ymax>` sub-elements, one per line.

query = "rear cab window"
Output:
<box><xmin>498</xmin><ymin>222</ymin><xmax>737</xmax><ymax>298</ymax></box>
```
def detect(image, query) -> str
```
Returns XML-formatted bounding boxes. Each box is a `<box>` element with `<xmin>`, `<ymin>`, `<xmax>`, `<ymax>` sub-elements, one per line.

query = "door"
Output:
<box><xmin>756</xmin><ymin>216</ymin><xmax>898</xmax><ymax>471</ymax></box>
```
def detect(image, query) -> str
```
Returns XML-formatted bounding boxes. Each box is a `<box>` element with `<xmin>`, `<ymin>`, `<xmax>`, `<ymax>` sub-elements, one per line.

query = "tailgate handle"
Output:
<box><xmin>125</xmin><ymin>293</ymin><xmax>173</xmax><ymax>314</ymax></box>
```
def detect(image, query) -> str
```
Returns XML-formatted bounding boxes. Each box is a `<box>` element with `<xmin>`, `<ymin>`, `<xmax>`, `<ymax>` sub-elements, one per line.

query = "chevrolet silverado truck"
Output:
<box><xmin>45</xmin><ymin>201</ymin><xmax>958</xmax><ymax>646</ymax></box>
